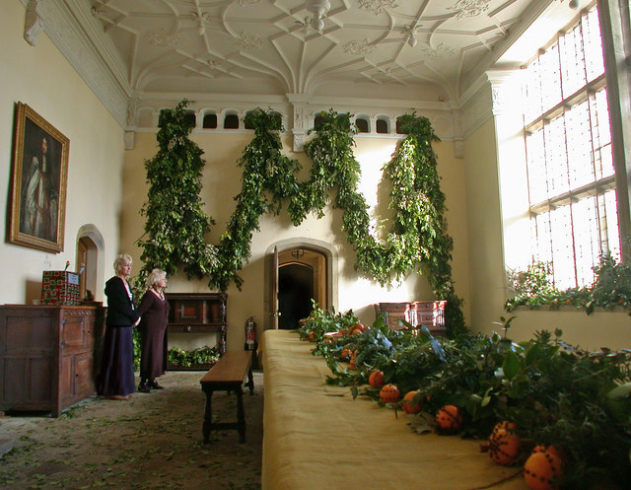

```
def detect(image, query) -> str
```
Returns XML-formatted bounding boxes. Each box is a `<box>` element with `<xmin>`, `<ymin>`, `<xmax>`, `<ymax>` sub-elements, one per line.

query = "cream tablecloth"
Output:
<box><xmin>259</xmin><ymin>329</ymin><xmax>529</xmax><ymax>490</ymax></box>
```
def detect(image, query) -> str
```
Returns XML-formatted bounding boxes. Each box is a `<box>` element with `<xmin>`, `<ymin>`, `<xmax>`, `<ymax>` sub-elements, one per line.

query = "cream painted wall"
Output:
<box><xmin>463</xmin><ymin>119</ymin><xmax>506</xmax><ymax>335</ymax></box>
<box><xmin>1</xmin><ymin>0</ymin><xmax>125</xmax><ymax>304</ymax></box>
<box><xmin>509</xmin><ymin>309</ymin><xmax>631</xmax><ymax>351</ymax></box>
<box><xmin>120</xmin><ymin>131</ymin><xmax>470</xmax><ymax>352</ymax></box>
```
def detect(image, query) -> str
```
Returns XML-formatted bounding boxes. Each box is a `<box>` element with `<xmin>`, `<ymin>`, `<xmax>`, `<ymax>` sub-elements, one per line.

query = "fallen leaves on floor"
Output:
<box><xmin>0</xmin><ymin>371</ymin><xmax>263</xmax><ymax>490</ymax></box>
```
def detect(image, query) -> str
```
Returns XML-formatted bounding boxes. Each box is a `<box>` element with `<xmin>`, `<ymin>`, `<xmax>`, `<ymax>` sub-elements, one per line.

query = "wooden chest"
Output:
<box><xmin>0</xmin><ymin>304</ymin><xmax>105</xmax><ymax>416</ymax></box>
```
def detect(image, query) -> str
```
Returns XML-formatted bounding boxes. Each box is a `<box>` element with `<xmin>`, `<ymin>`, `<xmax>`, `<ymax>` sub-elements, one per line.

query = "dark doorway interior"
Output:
<box><xmin>278</xmin><ymin>263</ymin><xmax>314</xmax><ymax>329</ymax></box>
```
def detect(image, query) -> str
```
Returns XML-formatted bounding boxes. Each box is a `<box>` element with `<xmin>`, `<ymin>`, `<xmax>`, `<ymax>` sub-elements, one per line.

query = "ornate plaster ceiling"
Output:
<box><xmin>86</xmin><ymin>0</ymin><xmax>578</xmax><ymax>102</ymax></box>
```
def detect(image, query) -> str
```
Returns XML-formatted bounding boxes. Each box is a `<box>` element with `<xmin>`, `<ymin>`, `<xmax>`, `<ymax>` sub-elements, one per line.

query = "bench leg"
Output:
<box><xmin>247</xmin><ymin>367</ymin><xmax>254</xmax><ymax>395</ymax></box>
<box><xmin>236</xmin><ymin>387</ymin><xmax>245</xmax><ymax>443</ymax></box>
<box><xmin>202</xmin><ymin>388</ymin><xmax>214</xmax><ymax>444</ymax></box>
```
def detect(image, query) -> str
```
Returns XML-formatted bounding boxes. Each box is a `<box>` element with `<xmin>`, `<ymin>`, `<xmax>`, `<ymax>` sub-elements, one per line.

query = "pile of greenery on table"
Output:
<box><xmin>298</xmin><ymin>306</ymin><xmax>631</xmax><ymax>490</ymax></box>
<box><xmin>505</xmin><ymin>253</ymin><xmax>631</xmax><ymax>315</ymax></box>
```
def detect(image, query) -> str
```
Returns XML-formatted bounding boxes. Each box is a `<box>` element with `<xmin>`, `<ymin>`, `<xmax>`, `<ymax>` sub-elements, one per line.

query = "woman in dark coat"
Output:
<box><xmin>137</xmin><ymin>268</ymin><xmax>169</xmax><ymax>393</ymax></box>
<box><xmin>97</xmin><ymin>254</ymin><xmax>140</xmax><ymax>400</ymax></box>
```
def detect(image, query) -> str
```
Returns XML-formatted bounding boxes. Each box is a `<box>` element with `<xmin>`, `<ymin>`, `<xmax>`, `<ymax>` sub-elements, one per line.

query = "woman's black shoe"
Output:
<box><xmin>138</xmin><ymin>381</ymin><xmax>151</xmax><ymax>393</ymax></box>
<box><xmin>148</xmin><ymin>380</ymin><xmax>164</xmax><ymax>390</ymax></box>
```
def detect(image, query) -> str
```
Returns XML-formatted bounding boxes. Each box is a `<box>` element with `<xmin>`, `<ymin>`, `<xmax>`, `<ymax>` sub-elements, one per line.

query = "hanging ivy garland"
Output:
<box><xmin>137</xmin><ymin>99</ymin><xmax>217</xmax><ymax>280</ymax></box>
<box><xmin>210</xmin><ymin>109</ymin><xmax>301</xmax><ymax>291</ymax></box>
<box><xmin>140</xmin><ymin>103</ymin><xmax>466</xmax><ymax>336</ymax></box>
<box><xmin>293</xmin><ymin>110</ymin><xmax>465</xmax><ymax>335</ymax></box>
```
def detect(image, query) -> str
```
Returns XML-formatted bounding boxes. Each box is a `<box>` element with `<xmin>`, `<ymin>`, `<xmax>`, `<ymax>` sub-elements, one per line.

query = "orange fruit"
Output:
<box><xmin>401</xmin><ymin>390</ymin><xmax>423</xmax><ymax>414</ymax></box>
<box><xmin>523</xmin><ymin>445</ymin><xmax>564</xmax><ymax>490</ymax></box>
<box><xmin>435</xmin><ymin>405</ymin><xmax>463</xmax><ymax>433</ymax></box>
<box><xmin>379</xmin><ymin>384</ymin><xmax>400</xmax><ymax>404</ymax></box>
<box><xmin>349</xmin><ymin>350</ymin><xmax>358</xmax><ymax>368</ymax></box>
<box><xmin>488</xmin><ymin>428</ymin><xmax>521</xmax><ymax>466</ymax></box>
<box><xmin>340</xmin><ymin>348</ymin><xmax>352</xmax><ymax>362</ymax></box>
<box><xmin>491</xmin><ymin>420</ymin><xmax>517</xmax><ymax>437</ymax></box>
<box><xmin>350</xmin><ymin>322</ymin><xmax>367</xmax><ymax>335</ymax></box>
<box><xmin>368</xmin><ymin>370</ymin><xmax>385</xmax><ymax>388</ymax></box>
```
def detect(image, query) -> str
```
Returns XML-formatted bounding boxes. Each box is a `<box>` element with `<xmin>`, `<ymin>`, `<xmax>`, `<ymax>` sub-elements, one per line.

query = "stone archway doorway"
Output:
<box><xmin>271</xmin><ymin>246</ymin><xmax>329</xmax><ymax>330</ymax></box>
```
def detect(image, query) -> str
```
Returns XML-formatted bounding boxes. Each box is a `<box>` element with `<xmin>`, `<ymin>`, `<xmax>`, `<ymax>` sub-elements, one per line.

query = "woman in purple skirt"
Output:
<box><xmin>136</xmin><ymin>269</ymin><xmax>169</xmax><ymax>393</ymax></box>
<box><xmin>96</xmin><ymin>254</ymin><xmax>140</xmax><ymax>400</ymax></box>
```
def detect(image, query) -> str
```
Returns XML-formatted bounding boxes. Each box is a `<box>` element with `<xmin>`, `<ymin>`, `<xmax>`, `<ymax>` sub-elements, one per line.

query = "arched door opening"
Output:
<box><xmin>268</xmin><ymin>244</ymin><xmax>331</xmax><ymax>330</ymax></box>
<box><xmin>278</xmin><ymin>262</ymin><xmax>314</xmax><ymax>329</ymax></box>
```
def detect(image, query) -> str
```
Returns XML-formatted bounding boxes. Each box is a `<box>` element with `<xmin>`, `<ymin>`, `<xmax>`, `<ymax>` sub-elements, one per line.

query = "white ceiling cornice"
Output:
<box><xmin>22</xmin><ymin>0</ymin><xmax>131</xmax><ymax>127</ymax></box>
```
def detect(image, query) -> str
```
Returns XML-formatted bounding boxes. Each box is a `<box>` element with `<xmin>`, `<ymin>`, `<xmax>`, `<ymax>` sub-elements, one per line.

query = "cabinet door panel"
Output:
<box><xmin>4</xmin><ymin>316</ymin><xmax>55</xmax><ymax>353</ymax></box>
<box><xmin>60</xmin><ymin>354</ymin><xmax>73</xmax><ymax>399</ymax></box>
<box><xmin>176</xmin><ymin>301</ymin><xmax>203</xmax><ymax>322</ymax></box>
<box><xmin>1</xmin><ymin>356</ymin><xmax>53</xmax><ymax>405</ymax></box>
<box><xmin>74</xmin><ymin>352</ymin><xmax>95</xmax><ymax>397</ymax></box>
<box><xmin>62</xmin><ymin>316</ymin><xmax>86</xmax><ymax>351</ymax></box>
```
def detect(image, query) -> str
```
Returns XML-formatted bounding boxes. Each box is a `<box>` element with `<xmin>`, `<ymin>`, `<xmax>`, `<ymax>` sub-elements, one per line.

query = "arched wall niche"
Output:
<box><xmin>76</xmin><ymin>224</ymin><xmax>105</xmax><ymax>302</ymax></box>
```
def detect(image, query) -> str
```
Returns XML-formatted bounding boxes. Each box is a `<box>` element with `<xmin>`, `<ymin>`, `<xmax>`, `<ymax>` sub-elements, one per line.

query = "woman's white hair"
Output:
<box><xmin>146</xmin><ymin>268</ymin><xmax>167</xmax><ymax>287</ymax></box>
<box><xmin>113</xmin><ymin>254</ymin><xmax>132</xmax><ymax>274</ymax></box>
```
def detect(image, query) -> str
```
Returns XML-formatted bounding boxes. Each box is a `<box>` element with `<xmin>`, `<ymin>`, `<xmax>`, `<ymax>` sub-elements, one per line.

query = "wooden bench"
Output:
<box><xmin>200</xmin><ymin>350</ymin><xmax>254</xmax><ymax>443</ymax></box>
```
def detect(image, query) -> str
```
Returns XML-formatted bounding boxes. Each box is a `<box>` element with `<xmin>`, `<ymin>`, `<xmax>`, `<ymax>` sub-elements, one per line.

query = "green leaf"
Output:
<box><xmin>502</xmin><ymin>350</ymin><xmax>521</xmax><ymax>381</ymax></box>
<box><xmin>607</xmin><ymin>382</ymin><xmax>631</xmax><ymax>399</ymax></box>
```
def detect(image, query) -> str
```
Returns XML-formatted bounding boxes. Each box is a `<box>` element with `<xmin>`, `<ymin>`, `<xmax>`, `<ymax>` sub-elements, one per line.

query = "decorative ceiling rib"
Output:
<box><xmin>22</xmin><ymin>0</ymin><xmax>580</xmax><ymax>135</ymax></box>
<box><xmin>85</xmin><ymin>0</ymin><xmax>561</xmax><ymax>100</ymax></box>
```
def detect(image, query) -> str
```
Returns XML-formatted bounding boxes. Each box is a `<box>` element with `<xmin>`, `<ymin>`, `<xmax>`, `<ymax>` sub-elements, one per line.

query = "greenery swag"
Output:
<box><xmin>505</xmin><ymin>253</ymin><xmax>631</xmax><ymax>315</ymax></box>
<box><xmin>139</xmin><ymin>102</ymin><xmax>466</xmax><ymax>336</ymax></box>
<box><xmin>138</xmin><ymin>100</ymin><xmax>217</xmax><ymax>281</ymax></box>
<box><xmin>296</xmin><ymin>308</ymin><xmax>631</xmax><ymax>490</ymax></box>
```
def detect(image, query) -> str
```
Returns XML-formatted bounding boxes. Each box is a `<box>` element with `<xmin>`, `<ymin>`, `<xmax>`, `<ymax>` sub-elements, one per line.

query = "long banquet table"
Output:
<box><xmin>259</xmin><ymin>329</ymin><xmax>529</xmax><ymax>490</ymax></box>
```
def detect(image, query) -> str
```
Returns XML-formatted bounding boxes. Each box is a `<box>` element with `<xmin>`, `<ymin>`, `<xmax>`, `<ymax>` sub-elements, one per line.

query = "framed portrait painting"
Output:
<box><xmin>8</xmin><ymin>102</ymin><xmax>69</xmax><ymax>253</ymax></box>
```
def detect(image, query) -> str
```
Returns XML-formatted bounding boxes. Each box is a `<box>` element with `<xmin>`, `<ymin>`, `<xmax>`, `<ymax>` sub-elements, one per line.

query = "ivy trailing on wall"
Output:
<box><xmin>137</xmin><ymin>99</ymin><xmax>217</xmax><ymax>279</ymax></box>
<box><xmin>139</xmin><ymin>103</ymin><xmax>466</xmax><ymax>336</ymax></box>
<box><xmin>293</xmin><ymin>110</ymin><xmax>465</xmax><ymax>335</ymax></box>
<box><xmin>210</xmin><ymin>109</ymin><xmax>301</xmax><ymax>291</ymax></box>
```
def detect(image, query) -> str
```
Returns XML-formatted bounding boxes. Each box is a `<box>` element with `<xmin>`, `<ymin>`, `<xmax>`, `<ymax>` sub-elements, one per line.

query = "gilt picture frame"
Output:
<box><xmin>8</xmin><ymin>102</ymin><xmax>69</xmax><ymax>253</ymax></box>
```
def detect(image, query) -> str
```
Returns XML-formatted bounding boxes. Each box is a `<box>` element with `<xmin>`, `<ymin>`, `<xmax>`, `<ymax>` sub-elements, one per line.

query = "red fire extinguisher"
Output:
<box><xmin>245</xmin><ymin>316</ymin><xmax>257</xmax><ymax>351</ymax></box>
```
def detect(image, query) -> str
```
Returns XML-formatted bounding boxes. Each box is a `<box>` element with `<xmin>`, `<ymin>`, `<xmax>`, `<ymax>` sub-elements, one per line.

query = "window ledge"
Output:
<box><xmin>509</xmin><ymin>304</ymin><xmax>630</xmax><ymax>315</ymax></box>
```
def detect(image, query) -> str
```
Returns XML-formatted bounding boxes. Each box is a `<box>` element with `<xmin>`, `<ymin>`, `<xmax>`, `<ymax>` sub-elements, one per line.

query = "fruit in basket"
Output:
<box><xmin>368</xmin><ymin>369</ymin><xmax>385</xmax><ymax>387</ymax></box>
<box><xmin>401</xmin><ymin>390</ymin><xmax>423</xmax><ymax>414</ymax></box>
<box><xmin>523</xmin><ymin>445</ymin><xmax>565</xmax><ymax>490</ymax></box>
<box><xmin>379</xmin><ymin>384</ymin><xmax>400</xmax><ymax>404</ymax></box>
<box><xmin>435</xmin><ymin>405</ymin><xmax>463</xmax><ymax>433</ymax></box>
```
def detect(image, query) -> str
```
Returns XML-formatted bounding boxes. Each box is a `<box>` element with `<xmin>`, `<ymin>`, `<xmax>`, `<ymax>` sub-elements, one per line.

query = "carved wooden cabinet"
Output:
<box><xmin>0</xmin><ymin>304</ymin><xmax>105</xmax><ymax>416</ymax></box>
<box><xmin>166</xmin><ymin>293</ymin><xmax>228</xmax><ymax>355</ymax></box>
